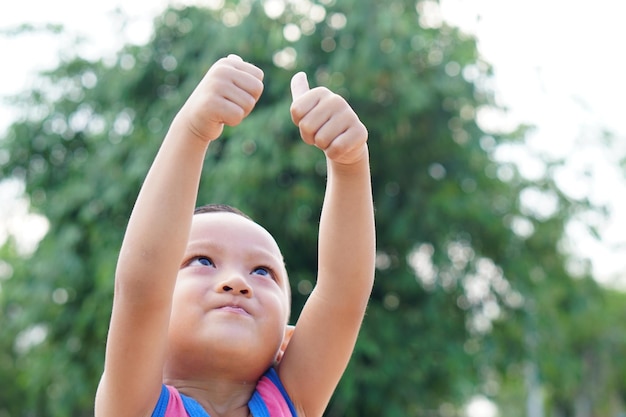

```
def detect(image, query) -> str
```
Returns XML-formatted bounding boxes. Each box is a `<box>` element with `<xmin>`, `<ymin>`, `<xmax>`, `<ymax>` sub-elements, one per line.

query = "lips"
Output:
<box><xmin>215</xmin><ymin>304</ymin><xmax>250</xmax><ymax>316</ymax></box>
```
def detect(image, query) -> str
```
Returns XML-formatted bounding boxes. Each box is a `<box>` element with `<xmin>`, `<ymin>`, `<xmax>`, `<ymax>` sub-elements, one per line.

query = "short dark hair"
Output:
<box><xmin>194</xmin><ymin>204</ymin><xmax>252</xmax><ymax>220</ymax></box>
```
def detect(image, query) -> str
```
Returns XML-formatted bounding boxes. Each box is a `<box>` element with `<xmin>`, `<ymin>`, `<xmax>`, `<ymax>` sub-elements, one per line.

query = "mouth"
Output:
<box><xmin>215</xmin><ymin>304</ymin><xmax>250</xmax><ymax>316</ymax></box>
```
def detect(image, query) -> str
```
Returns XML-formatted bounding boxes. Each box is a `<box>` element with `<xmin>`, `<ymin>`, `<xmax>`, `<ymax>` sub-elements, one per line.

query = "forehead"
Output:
<box><xmin>190</xmin><ymin>212</ymin><xmax>278</xmax><ymax>240</ymax></box>
<box><xmin>188</xmin><ymin>212</ymin><xmax>287</xmax><ymax>279</ymax></box>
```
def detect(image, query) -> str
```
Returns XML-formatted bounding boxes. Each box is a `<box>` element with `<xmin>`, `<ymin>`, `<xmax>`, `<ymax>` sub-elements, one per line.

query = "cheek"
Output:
<box><xmin>278</xmin><ymin>289</ymin><xmax>290</xmax><ymax>318</ymax></box>
<box><xmin>251</xmin><ymin>284</ymin><xmax>286</xmax><ymax>320</ymax></box>
<box><xmin>168</xmin><ymin>284</ymin><xmax>207</xmax><ymax>346</ymax></box>
<box><xmin>278</xmin><ymin>284</ymin><xmax>291</xmax><ymax>321</ymax></box>
<box><xmin>273</xmin><ymin>289</ymin><xmax>292</xmax><ymax>323</ymax></box>
<box><xmin>171</xmin><ymin>279</ymin><xmax>208</xmax><ymax>318</ymax></box>
<box><xmin>174</xmin><ymin>273</ymin><xmax>212</xmax><ymax>295</ymax></box>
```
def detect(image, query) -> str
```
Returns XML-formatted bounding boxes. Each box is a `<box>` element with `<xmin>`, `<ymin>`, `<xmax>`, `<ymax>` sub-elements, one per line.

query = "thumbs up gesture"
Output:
<box><xmin>290</xmin><ymin>72</ymin><xmax>368</xmax><ymax>165</ymax></box>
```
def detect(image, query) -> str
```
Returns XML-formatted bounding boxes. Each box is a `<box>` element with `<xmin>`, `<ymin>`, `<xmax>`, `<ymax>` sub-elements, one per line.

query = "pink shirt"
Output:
<box><xmin>151</xmin><ymin>368</ymin><xmax>297</xmax><ymax>417</ymax></box>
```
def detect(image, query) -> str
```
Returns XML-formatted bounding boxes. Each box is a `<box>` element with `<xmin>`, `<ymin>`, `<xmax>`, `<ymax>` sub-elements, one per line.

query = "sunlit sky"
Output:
<box><xmin>1</xmin><ymin>0</ymin><xmax>626</xmax><ymax>287</ymax></box>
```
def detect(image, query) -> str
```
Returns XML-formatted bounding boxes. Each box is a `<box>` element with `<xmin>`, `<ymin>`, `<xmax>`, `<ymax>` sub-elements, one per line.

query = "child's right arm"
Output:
<box><xmin>94</xmin><ymin>55</ymin><xmax>264</xmax><ymax>417</ymax></box>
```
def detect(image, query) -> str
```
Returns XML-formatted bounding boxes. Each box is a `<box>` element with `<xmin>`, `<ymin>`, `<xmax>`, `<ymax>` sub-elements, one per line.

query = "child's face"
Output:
<box><xmin>165</xmin><ymin>212</ymin><xmax>291</xmax><ymax>377</ymax></box>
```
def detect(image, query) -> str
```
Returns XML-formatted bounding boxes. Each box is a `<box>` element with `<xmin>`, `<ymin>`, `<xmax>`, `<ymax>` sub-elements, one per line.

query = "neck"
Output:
<box><xmin>164</xmin><ymin>375</ymin><xmax>257</xmax><ymax>417</ymax></box>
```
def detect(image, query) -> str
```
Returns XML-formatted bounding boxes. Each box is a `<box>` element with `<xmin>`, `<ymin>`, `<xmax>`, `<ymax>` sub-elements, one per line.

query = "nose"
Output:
<box><xmin>216</xmin><ymin>273</ymin><xmax>253</xmax><ymax>297</ymax></box>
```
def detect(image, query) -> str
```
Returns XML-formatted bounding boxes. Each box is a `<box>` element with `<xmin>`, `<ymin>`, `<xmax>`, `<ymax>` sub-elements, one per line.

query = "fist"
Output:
<box><xmin>290</xmin><ymin>72</ymin><xmax>368</xmax><ymax>165</ymax></box>
<box><xmin>177</xmin><ymin>55</ymin><xmax>264</xmax><ymax>142</ymax></box>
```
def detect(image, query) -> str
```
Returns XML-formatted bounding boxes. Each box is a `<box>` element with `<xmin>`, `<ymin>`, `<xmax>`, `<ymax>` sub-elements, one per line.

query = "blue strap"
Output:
<box><xmin>248</xmin><ymin>390</ymin><xmax>270</xmax><ymax>417</ymax></box>
<box><xmin>152</xmin><ymin>368</ymin><xmax>297</xmax><ymax>417</ymax></box>
<box><xmin>180</xmin><ymin>392</ymin><xmax>211</xmax><ymax>416</ymax></box>
<box><xmin>151</xmin><ymin>385</ymin><xmax>170</xmax><ymax>417</ymax></box>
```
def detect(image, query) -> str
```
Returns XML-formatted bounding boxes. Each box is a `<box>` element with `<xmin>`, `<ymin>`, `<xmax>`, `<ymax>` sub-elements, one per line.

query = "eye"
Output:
<box><xmin>251</xmin><ymin>266</ymin><xmax>274</xmax><ymax>279</ymax></box>
<box><xmin>188</xmin><ymin>256</ymin><xmax>215</xmax><ymax>267</ymax></box>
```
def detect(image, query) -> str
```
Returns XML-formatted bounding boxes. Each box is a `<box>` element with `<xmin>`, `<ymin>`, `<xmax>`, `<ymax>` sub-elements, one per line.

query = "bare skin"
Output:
<box><xmin>95</xmin><ymin>55</ymin><xmax>375</xmax><ymax>417</ymax></box>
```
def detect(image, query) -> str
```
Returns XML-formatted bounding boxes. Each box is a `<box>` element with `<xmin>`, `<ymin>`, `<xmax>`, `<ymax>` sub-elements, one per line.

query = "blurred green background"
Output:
<box><xmin>1</xmin><ymin>1</ymin><xmax>625</xmax><ymax>416</ymax></box>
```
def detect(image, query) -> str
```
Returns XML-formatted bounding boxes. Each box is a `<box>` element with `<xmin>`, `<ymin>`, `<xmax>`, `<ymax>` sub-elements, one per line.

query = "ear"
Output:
<box><xmin>275</xmin><ymin>325</ymin><xmax>295</xmax><ymax>364</ymax></box>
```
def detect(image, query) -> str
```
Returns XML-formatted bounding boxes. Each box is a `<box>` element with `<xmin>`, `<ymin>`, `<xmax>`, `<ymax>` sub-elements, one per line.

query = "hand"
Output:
<box><xmin>290</xmin><ymin>72</ymin><xmax>368</xmax><ymax>165</ymax></box>
<box><xmin>176</xmin><ymin>54</ymin><xmax>264</xmax><ymax>142</ymax></box>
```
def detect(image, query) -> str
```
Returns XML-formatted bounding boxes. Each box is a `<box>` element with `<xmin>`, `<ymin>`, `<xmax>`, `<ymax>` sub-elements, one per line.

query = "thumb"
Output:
<box><xmin>290</xmin><ymin>72</ymin><xmax>310</xmax><ymax>101</ymax></box>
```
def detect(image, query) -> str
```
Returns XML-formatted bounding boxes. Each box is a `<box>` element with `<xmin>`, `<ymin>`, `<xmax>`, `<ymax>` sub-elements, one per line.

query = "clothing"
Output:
<box><xmin>151</xmin><ymin>368</ymin><xmax>297</xmax><ymax>417</ymax></box>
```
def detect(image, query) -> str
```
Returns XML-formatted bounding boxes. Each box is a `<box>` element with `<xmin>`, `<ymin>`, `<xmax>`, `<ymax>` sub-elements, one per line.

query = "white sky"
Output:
<box><xmin>1</xmin><ymin>0</ymin><xmax>625</xmax><ymax>286</ymax></box>
<box><xmin>440</xmin><ymin>0</ymin><xmax>626</xmax><ymax>288</ymax></box>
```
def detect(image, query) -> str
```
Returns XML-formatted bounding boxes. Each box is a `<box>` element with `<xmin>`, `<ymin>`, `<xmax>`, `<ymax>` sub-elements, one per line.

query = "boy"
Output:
<box><xmin>95</xmin><ymin>54</ymin><xmax>375</xmax><ymax>417</ymax></box>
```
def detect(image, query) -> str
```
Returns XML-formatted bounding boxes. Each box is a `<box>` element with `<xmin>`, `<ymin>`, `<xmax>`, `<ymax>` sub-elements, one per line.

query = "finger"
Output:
<box><xmin>291</xmin><ymin>72</ymin><xmax>310</xmax><ymax>101</ymax></box>
<box><xmin>311</xmin><ymin>117</ymin><xmax>346</xmax><ymax>151</ymax></box>
<box><xmin>225</xmin><ymin>54</ymin><xmax>264</xmax><ymax>82</ymax></box>
<box><xmin>232</xmin><ymin>71</ymin><xmax>265</xmax><ymax>102</ymax></box>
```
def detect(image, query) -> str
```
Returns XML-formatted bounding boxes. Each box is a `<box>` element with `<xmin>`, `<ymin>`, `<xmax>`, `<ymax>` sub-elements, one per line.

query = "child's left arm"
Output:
<box><xmin>279</xmin><ymin>72</ymin><xmax>375</xmax><ymax>417</ymax></box>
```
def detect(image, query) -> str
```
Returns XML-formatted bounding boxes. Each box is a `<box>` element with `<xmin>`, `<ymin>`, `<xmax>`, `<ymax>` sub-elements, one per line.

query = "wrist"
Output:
<box><xmin>169</xmin><ymin>113</ymin><xmax>219</xmax><ymax>148</ymax></box>
<box><xmin>328</xmin><ymin>143</ymin><xmax>369</xmax><ymax>166</ymax></box>
<box><xmin>166</xmin><ymin>117</ymin><xmax>215</xmax><ymax>153</ymax></box>
<box><xmin>327</xmin><ymin>144</ymin><xmax>370</xmax><ymax>175</ymax></box>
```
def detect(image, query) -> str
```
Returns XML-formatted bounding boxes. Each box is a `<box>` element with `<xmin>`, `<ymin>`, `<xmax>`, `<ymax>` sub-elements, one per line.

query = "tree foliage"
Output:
<box><xmin>1</xmin><ymin>1</ymin><xmax>625</xmax><ymax>416</ymax></box>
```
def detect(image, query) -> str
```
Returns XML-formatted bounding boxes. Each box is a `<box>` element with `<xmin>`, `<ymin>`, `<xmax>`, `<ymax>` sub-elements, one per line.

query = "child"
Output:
<box><xmin>95</xmin><ymin>54</ymin><xmax>375</xmax><ymax>417</ymax></box>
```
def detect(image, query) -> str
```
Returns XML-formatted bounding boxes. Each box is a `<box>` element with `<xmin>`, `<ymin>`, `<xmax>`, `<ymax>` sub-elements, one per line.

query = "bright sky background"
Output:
<box><xmin>1</xmin><ymin>0</ymin><xmax>625</xmax><ymax>288</ymax></box>
<box><xmin>440</xmin><ymin>0</ymin><xmax>626</xmax><ymax>289</ymax></box>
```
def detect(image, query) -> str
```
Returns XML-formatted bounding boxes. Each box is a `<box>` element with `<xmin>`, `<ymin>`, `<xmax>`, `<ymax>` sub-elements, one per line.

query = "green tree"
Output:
<box><xmin>1</xmin><ymin>1</ymin><xmax>624</xmax><ymax>416</ymax></box>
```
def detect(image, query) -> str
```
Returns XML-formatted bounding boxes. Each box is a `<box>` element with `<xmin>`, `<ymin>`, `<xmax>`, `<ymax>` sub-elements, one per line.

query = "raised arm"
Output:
<box><xmin>95</xmin><ymin>55</ymin><xmax>264</xmax><ymax>417</ymax></box>
<box><xmin>279</xmin><ymin>73</ymin><xmax>375</xmax><ymax>417</ymax></box>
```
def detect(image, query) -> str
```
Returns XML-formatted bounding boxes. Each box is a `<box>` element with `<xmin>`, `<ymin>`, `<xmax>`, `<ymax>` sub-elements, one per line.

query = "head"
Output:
<box><xmin>164</xmin><ymin>204</ymin><xmax>293</xmax><ymax>380</ymax></box>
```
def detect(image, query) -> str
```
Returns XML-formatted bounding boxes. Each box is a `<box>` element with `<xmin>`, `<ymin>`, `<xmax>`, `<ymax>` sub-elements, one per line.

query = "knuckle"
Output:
<box><xmin>223</xmin><ymin>108</ymin><xmax>246</xmax><ymax>126</ymax></box>
<box><xmin>299</xmin><ymin>130</ymin><xmax>315</xmax><ymax>145</ymax></box>
<box><xmin>325</xmin><ymin>144</ymin><xmax>344</xmax><ymax>160</ymax></box>
<box><xmin>356</xmin><ymin>122</ymin><xmax>368</xmax><ymax>139</ymax></box>
<box><xmin>324</xmin><ymin>92</ymin><xmax>346</xmax><ymax>109</ymax></box>
<box><xmin>289</xmin><ymin>104</ymin><xmax>300</xmax><ymax>120</ymax></box>
<box><xmin>299</xmin><ymin>119</ymin><xmax>315</xmax><ymax>135</ymax></box>
<box><xmin>314</xmin><ymin>86</ymin><xmax>333</xmax><ymax>96</ymax></box>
